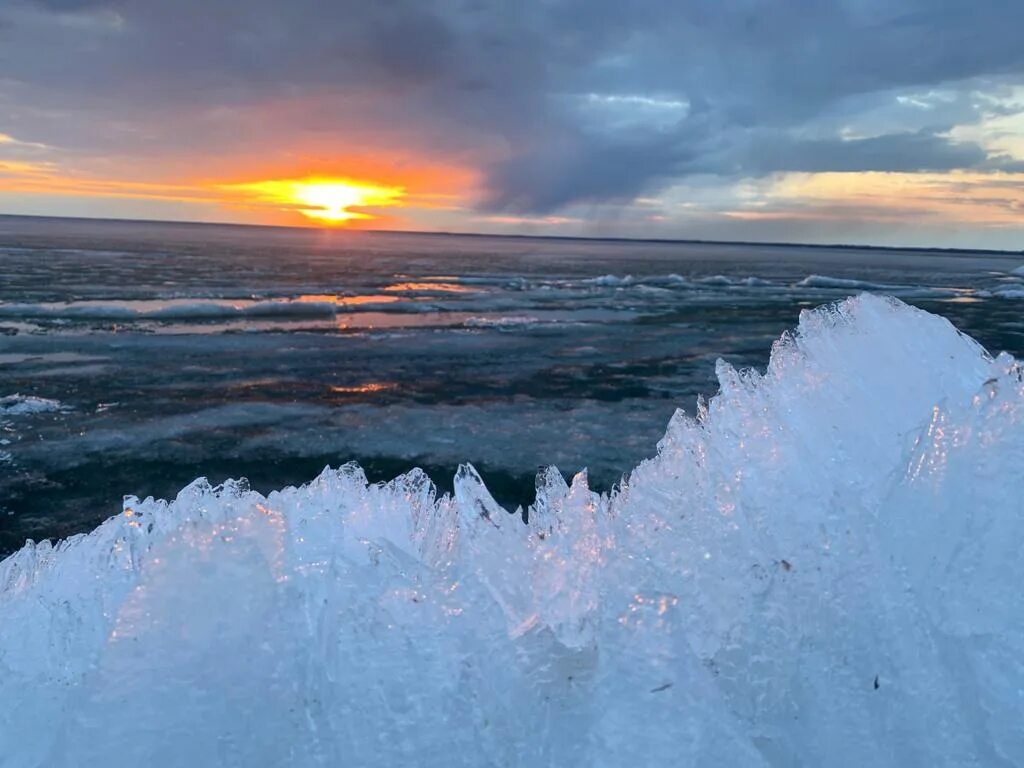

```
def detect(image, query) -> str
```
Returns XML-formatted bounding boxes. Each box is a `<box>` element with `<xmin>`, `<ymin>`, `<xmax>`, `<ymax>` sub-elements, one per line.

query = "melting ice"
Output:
<box><xmin>1</xmin><ymin>294</ymin><xmax>1022</xmax><ymax>767</ymax></box>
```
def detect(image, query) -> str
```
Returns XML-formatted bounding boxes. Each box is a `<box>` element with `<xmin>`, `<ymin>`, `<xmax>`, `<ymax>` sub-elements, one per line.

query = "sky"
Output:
<box><xmin>1</xmin><ymin>0</ymin><xmax>1023</xmax><ymax>249</ymax></box>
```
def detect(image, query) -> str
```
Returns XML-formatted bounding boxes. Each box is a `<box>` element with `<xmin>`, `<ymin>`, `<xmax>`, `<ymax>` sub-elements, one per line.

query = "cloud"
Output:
<box><xmin>727</xmin><ymin>170</ymin><xmax>1024</xmax><ymax>227</ymax></box>
<box><xmin>732</xmin><ymin>130</ymin><xmax>991</xmax><ymax>175</ymax></box>
<box><xmin>480</xmin><ymin>131</ymin><xmax>689</xmax><ymax>212</ymax></box>
<box><xmin>0</xmin><ymin>0</ymin><xmax>1023</xmax><ymax>219</ymax></box>
<box><xmin>20</xmin><ymin>0</ymin><xmax>117</xmax><ymax>9</ymax></box>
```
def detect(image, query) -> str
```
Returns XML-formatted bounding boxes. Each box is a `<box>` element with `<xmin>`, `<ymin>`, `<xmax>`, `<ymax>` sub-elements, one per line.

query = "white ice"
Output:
<box><xmin>1</xmin><ymin>294</ymin><xmax>1021</xmax><ymax>767</ymax></box>
<box><xmin>0</xmin><ymin>394</ymin><xmax>66</xmax><ymax>416</ymax></box>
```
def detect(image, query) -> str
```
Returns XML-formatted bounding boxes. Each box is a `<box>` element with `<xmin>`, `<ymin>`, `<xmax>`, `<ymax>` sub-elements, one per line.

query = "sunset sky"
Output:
<box><xmin>1</xmin><ymin>0</ymin><xmax>1022</xmax><ymax>249</ymax></box>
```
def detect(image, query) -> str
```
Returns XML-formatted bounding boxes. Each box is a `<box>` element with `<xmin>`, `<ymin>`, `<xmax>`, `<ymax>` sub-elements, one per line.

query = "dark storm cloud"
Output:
<box><xmin>481</xmin><ymin>132</ymin><xmax>691</xmax><ymax>212</ymax></box>
<box><xmin>734</xmin><ymin>130</ymin><xmax>991</xmax><ymax>175</ymax></box>
<box><xmin>2</xmin><ymin>0</ymin><xmax>1023</xmax><ymax>211</ymax></box>
<box><xmin>20</xmin><ymin>0</ymin><xmax>117</xmax><ymax>9</ymax></box>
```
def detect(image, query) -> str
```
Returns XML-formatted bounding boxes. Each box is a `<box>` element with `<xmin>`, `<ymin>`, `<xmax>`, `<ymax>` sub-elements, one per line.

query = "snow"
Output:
<box><xmin>1</xmin><ymin>294</ymin><xmax>1022</xmax><ymax>767</ymax></box>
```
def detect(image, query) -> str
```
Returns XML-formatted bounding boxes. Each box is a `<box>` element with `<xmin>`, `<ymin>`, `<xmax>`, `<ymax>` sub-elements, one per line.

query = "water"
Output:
<box><xmin>1</xmin><ymin>214</ymin><xmax>1022</xmax><ymax>555</ymax></box>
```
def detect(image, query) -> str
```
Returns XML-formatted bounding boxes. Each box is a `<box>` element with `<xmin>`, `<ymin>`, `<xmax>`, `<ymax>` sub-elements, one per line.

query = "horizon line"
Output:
<box><xmin>1</xmin><ymin>211</ymin><xmax>1021</xmax><ymax>258</ymax></box>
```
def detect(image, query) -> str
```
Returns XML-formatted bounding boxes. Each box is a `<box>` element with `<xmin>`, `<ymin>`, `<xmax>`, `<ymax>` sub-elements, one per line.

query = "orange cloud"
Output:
<box><xmin>481</xmin><ymin>214</ymin><xmax>579</xmax><ymax>226</ymax></box>
<box><xmin>0</xmin><ymin>147</ymin><xmax>478</xmax><ymax>228</ymax></box>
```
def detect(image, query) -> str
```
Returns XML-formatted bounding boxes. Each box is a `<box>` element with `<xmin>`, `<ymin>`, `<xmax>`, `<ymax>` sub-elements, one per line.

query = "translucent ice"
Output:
<box><xmin>1</xmin><ymin>294</ymin><xmax>1021</xmax><ymax>767</ymax></box>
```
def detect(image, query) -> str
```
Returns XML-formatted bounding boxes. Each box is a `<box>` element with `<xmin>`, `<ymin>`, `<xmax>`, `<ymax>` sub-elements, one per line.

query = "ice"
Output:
<box><xmin>576</xmin><ymin>273</ymin><xmax>770</xmax><ymax>290</ymax></box>
<box><xmin>794</xmin><ymin>274</ymin><xmax>958</xmax><ymax>297</ymax></box>
<box><xmin>463</xmin><ymin>315</ymin><xmax>543</xmax><ymax>328</ymax></box>
<box><xmin>0</xmin><ymin>298</ymin><xmax>340</xmax><ymax>320</ymax></box>
<box><xmin>696</xmin><ymin>274</ymin><xmax>771</xmax><ymax>287</ymax></box>
<box><xmin>0</xmin><ymin>394</ymin><xmax>66</xmax><ymax>415</ymax></box>
<box><xmin>582</xmin><ymin>273</ymin><xmax>635</xmax><ymax>286</ymax></box>
<box><xmin>796</xmin><ymin>274</ymin><xmax>901</xmax><ymax>290</ymax></box>
<box><xmin>1</xmin><ymin>294</ymin><xmax>1022</xmax><ymax>767</ymax></box>
<box><xmin>991</xmin><ymin>285</ymin><xmax>1024</xmax><ymax>299</ymax></box>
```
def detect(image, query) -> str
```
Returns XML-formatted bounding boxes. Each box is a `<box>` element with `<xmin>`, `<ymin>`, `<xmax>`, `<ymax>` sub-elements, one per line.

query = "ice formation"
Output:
<box><xmin>0</xmin><ymin>394</ymin><xmax>65</xmax><ymax>416</ymax></box>
<box><xmin>1</xmin><ymin>294</ymin><xmax>1021</xmax><ymax>767</ymax></box>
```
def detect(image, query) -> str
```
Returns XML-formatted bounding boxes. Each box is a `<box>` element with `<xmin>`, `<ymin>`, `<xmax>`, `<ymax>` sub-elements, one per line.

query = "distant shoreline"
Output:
<box><xmin>1</xmin><ymin>211</ymin><xmax>1021</xmax><ymax>258</ymax></box>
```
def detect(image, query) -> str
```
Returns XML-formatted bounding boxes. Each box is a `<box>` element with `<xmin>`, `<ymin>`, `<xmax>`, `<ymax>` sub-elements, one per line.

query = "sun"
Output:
<box><xmin>227</xmin><ymin>177</ymin><xmax>405</xmax><ymax>224</ymax></box>
<box><xmin>291</xmin><ymin>180</ymin><xmax>404</xmax><ymax>223</ymax></box>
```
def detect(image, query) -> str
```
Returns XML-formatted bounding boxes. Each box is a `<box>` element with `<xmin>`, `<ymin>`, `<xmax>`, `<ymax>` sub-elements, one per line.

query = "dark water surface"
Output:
<box><xmin>2</xmin><ymin>215</ymin><xmax>1022</xmax><ymax>555</ymax></box>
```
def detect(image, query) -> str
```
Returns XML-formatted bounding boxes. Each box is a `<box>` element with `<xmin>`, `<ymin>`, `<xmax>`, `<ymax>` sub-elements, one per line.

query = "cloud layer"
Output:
<box><xmin>1</xmin><ymin>0</ymin><xmax>1022</xmax><ymax>245</ymax></box>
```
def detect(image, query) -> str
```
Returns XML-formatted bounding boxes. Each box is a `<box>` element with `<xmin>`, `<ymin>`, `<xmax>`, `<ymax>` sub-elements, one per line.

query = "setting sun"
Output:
<box><xmin>292</xmin><ymin>180</ymin><xmax>404</xmax><ymax>222</ymax></box>
<box><xmin>227</xmin><ymin>178</ymin><xmax>405</xmax><ymax>224</ymax></box>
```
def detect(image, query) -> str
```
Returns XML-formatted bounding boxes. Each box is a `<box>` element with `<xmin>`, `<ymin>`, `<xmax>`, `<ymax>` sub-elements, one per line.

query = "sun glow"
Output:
<box><xmin>227</xmin><ymin>178</ymin><xmax>405</xmax><ymax>224</ymax></box>
<box><xmin>292</xmin><ymin>180</ymin><xmax>403</xmax><ymax>222</ymax></box>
